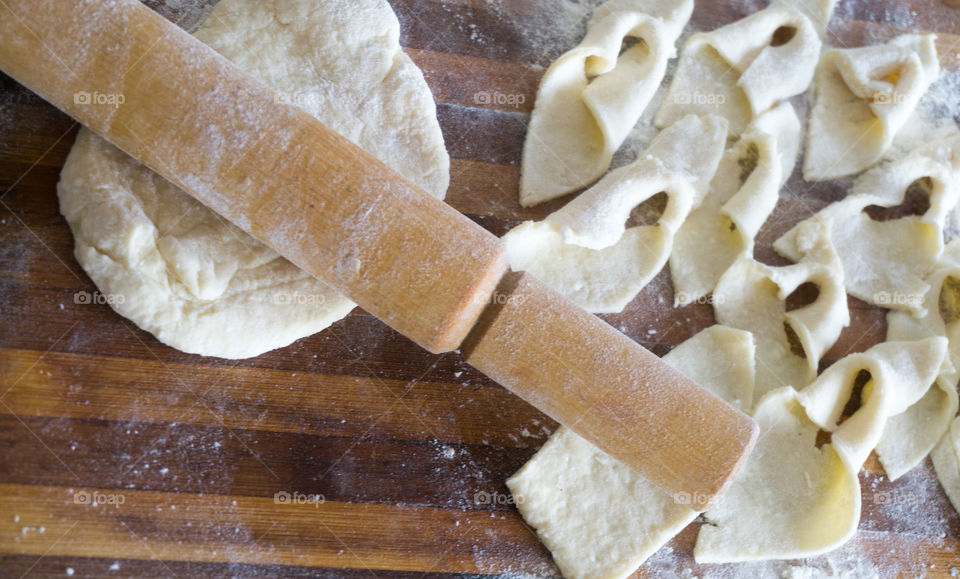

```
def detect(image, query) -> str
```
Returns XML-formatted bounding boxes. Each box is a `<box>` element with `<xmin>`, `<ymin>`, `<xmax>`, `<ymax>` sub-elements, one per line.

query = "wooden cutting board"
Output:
<box><xmin>1</xmin><ymin>0</ymin><xmax>959</xmax><ymax>576</ymax></box>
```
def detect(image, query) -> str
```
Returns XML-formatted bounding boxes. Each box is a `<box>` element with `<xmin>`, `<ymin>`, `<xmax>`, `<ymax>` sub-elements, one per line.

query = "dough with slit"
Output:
<box><xmin>57</xmin><ymin>0</ymin><xmax>449</xmax><ymax>358</ymax></box>
<box><xmin>883</xmin><ymin>239</ymin><xmax>960</xmax><ymax>480</ymax></box>
<box><xmin>804</xmin><ymin>34</ymin><xmax>940</xmax><ymax>180</ymax></box>
<box><xmin>776</xmin><ymin>134</ymin><xmax>960</xmax><ymax>315</ymax></box>
<box><xmin>655</xmin><ymin>1</ymin><xmax>822</xmax><ymax>137</ymax></box>
<box><xmin>506</xmin><ymin>325</ymin><xmax>755</xmax><ymax>579</ymax></box>
<box><xmin>696</xmin><ymin>337</ymin><xmax>948</xmax><ymax>563</ymax></box>
<box><xmin>713</xmin><ymin>220</ymin><xmax>849</xmax><ymax>400</ymax></box>
<box><xmin>504</xmin><ymin>115</ymin><xmax>726</xmax><ymax>313</ymax></box>
<box><xmin>670</xmin><ymin>102</ymin><xmax>801</xmax><ymax>303</ymax></box>
<box><xmin>519</xmin><ymin>0</ymin><xmax>694</xmax><ymax>207</ymax></box>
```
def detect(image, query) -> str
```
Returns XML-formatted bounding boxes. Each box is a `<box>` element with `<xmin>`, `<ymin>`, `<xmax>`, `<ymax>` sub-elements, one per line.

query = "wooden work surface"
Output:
<box><xmin>2</xmin><ymin>0</ymin><xmax>960</xmax><ymax>576</ymax></box>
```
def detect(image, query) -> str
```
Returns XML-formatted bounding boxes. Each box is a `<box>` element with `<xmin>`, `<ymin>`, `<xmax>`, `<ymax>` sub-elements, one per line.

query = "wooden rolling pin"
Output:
<box><xmin>0</xmin><ymin>0</ymin><xmax>756</xmax><ymax>510</ymax></box>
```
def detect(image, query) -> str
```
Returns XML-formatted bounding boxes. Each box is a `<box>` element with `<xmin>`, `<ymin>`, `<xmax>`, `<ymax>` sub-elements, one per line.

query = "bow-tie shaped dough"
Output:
<box><xmin>519</xmin><ymin>0</ymin><xmax>694</xmax><ymax>207</ymax></box>
<box><xmin>696</xmin><ymin>337</ymin><xmax>948</xmax><ymax>563</ymax></box>
<box><xmin>884</xmin><ymin>239</ymin><xmax>960</xmax><ymax>480</ymax></box>
<box><xmin>714</xmin><ymin>220</ymin><xmax>850</xmax><ymax>401</ymax></box>
<box><xmin>776</xmin><ymin>133</ymin><xmax>960</xmax><ymax>315</ymax></box>
<box><xmin>655</xmin><ymin>1</ymin><xmax>822</xmax><ymax>137</ymax></box>
<box><xmin>670</xmin><ymin>102</ymin><xmax>801</xmax><ymax>303</ymax></box>
<box><xmin>506</xmin><ymin>325</ymin><xmax>755</xmax><ymax>579</ymax></box>
<box><xmin>504</xmin><ymin>114</ymin><xmax>726</xmax><ymax>313</ymax></box>
<box><xmin>804</xmin><ymin>34</ymin><xmax>940</xmax><ymax>180</ymax></box>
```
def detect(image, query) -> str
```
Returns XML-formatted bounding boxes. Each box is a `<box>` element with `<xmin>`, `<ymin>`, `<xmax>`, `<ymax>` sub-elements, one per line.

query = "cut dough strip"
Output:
<box><xmin>504</xmin><ymin>114</ymin><xmax>727</xmax><ymax>313</ymax></box>
<box><xmin>696</xmin><ymin>337</ymin><xmax>949</xmax><ymax>563</ymax></box>
<box><xmin>506</xmin><ymin>325</ymin><xmax>755</xmax><ymax>579</ymax></box>
<box><xmin>804</xmin><ymin>34</ymin><xmax>940</xmax><ymax>180</ymax></box>
<box><xmin>776</xmin><ymin>134</ymin><xmax>960</xmax><ymax>315</ymax></box>
<box><xmin>655</xmin><ymin>1</ymin><xmax>823</xmax><ymax>137</ymax></box>
<box><xmin>519</xmin><ymin>0</ymin><xmax>694</xmax><ymax>207</ymax></box>
<box><xmin>713</xmin><ymin>220</ymin><xmax>849</xmax><ymax>400</ymax></box>
<box><xmin>670</xmin><ymin>102</ymin><xmax>801</xmax><ymax>303</ymax></box>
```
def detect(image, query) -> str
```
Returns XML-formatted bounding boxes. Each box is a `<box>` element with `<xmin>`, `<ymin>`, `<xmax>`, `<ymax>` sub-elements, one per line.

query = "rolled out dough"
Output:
<box><xmin>57</xmin><ymin>0</ymin><xmax>449</xmax><ymax>358</ymax></box>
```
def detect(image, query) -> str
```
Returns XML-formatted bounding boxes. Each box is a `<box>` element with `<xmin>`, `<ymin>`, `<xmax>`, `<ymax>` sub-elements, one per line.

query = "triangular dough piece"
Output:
<box><xmin>519</xmin><ymin>0</ymin><xmax>694</xmax><ymax>206</ymax></box>
<box><xmin>655</xmin><ymin>1</ymin><xmax>822</xmax><ymax>136</ymax></box>
<box><xmin>670</xmin><ymin>102</ymin><xmax>801</xmax><ymax>302</ymax></box>
<box><xmin>714</xmin><ymin>221</ymin><xmax>849</xmax><ymax>399</ymax></box>
<box><xmin>504</xmin><ymin>115</ymin><xmax>727</xmax><ymax>313</ymax></box>
<box><xmin>777</xmin><ymin>134</ymin><xmax>960</xmax><ymax>315</ymax></box>
<box><xmin>507</xmin><ymin>325</ymin><xmax>755</xmax><ymax>579</ymax></box>
<box><xmin>696</xmin><ymin>338</ymin><xmax>948</xmax><ymax>563</ymax></box>
<box><xmin>804</xmin><ymin>34</ymin><xmax>940</xmax><ymax>180</ymax></box>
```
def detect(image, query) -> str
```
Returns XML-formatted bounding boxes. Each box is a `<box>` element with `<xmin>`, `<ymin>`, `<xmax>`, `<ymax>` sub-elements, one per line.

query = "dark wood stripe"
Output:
<box><xmin>0</xmin><ymin>415</ymin><xmax>534</xmax><ymax>509</ymax></box>
<box><xmin>0</xmin><ymin>348</ymin><xmax>555</xmax><ymax>449</ymax></box>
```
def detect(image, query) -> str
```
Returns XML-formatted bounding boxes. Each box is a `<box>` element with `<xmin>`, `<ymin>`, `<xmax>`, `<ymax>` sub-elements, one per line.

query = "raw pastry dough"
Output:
<box><xmin>507</xmin><ymin>325</ymin><xmax>755</xmax><ymax>579</ymax></box>
<box><xmin>804</xmin><ymin>34</ymin><xmax>940</xmax><ymax>180</ymax></box>
<box><xmin>696</xmin><ymin>338</ymin><xmax>948</xmax><ymax>563</ymax></box>
<box><xmin>670</xmin><ymin>102</ymin><xmax>801</xmax><ymax>302</ymax></box>
<box><xmin>57</xmin><ymin>0</ymin><xmax>449</xmax><ymax>358</ymax></box>
<box><xmin>503</xmin><ymin>115</ymin><xmax>727</xmax><ymax>313</ymax></box>
<box><xmin>883</xmin><ymin>239</ymin><xmax>960</xmax><ymax>480</ymax></box>
<box><xmin>791</xmin><ymin>0</ymin><xmax>840</xmax><ymax>37</ymax></box>
<box><xmin>932</xmin><ymin>417</ymin><xmax>960</xmax><ymax>516</ymax></box>
<box><xmin>776</xmin><ymin>134</ymin><xmax>960</xmax><ymax>314</ymax></box>
<box><xmin>519</xmin><ymin>0</ymin><xmax>694</xmax><ymax>207</ymax></box>
<box><xmin>713</xmin><ymin>220</ymin><xmax>849</xmax><ymax>399</ymax></box>
<box><xmin>655</xmin><ymin>1</ymin><xmax>822</xmax><ymax>137</ymax></box>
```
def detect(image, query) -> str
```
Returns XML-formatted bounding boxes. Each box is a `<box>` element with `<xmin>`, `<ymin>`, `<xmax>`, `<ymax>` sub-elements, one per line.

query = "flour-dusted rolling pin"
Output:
<box><xmin>0</xmin><ymin>0</ymin><xmax>757</xmax><ymax>510</ymax></box>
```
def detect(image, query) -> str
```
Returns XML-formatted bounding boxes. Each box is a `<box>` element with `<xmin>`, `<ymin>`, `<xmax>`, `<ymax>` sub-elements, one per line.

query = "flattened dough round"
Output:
<box><xmin>57</xmin><ymin>0</ymin><xmax>449</xmax><ymax>359</ymax></box>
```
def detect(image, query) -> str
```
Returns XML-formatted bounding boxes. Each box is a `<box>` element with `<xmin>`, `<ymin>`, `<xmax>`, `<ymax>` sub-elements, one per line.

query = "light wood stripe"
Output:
<box><xmin>0</xmin><ymin>483</ymin><xmax>553</xmax><ymax>575</ymax></box>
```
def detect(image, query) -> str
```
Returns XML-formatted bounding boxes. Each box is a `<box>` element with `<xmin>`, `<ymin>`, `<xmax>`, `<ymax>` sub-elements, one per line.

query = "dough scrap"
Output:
<box><xmin>932</xmin><ymin>417</ymin><xmax>960</xmax><ymax>516</ymax></box>
<box><xmin>519</xmin><ymin>0</ymin><xmax>694</xmax><ymax>207</ymax></box>
<box><xmin>506</xmin><ymin>325</ymin><xmax>755</xmax><ymax>579</ymax></box>
<box><xmin>804</xmin><ymin>34</ymin><xmax>940</xmax><ymax>180</ymax></box>
<box><xmin>776</xmin><ymin>134</ymin><xmax>960</xmax><ymax>315</ymax></box>
<box><xmin>670</xmin><ymin>102</ymin><xmax>801</xmax><ymax>303</ymax></box>
<box><xmin>503</xmin><ymin>115</ymin><xmax>727</xmax><ymax>313</ymax></box>
<box><xmin>713</xmin><ymin>220</ymin><xmax>849</xmax><ymax>400</ymax></box>
<box><xmin>655</xmin><ymin>1</ymin><xmax>822</xmax><ymax>137</ymax></box>
<box><xmin>695</xmin><ymin>337</ymin><xmax>948</xmax><ymax>563</ymax></box>
<box><xmin>57</xmin><ymin>0</ymin><xmax>449</xmax><ymax>359</ymax></box>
